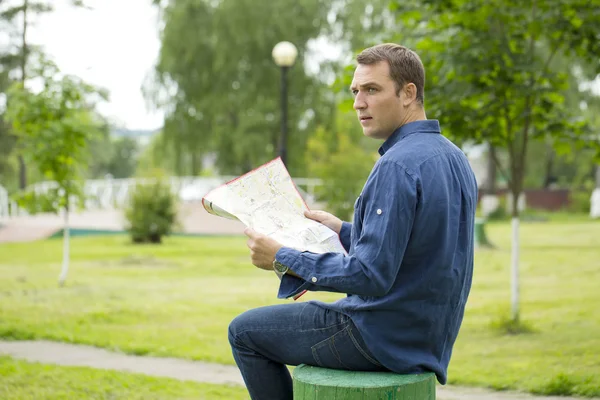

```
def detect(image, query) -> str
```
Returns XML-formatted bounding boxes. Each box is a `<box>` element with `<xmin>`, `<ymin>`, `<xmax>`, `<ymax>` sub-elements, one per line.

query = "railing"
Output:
<box><xmin>0</xmin><ymin>185</ymin><xmax>27</xmax><ymax>220</ymax></box>
<box><xmin>16</xmin><ymin>176</ymin><xmax>324</xmax><ymax>213</ymax></box>
<box><xmin>0</xmin><ymin>185</ymin><xmax>7</xmax><ymax>219</ymax></box>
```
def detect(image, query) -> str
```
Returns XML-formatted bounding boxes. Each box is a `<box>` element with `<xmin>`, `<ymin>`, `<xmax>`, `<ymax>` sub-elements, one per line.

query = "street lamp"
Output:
<box><xmin>272</xmin><ymin>41</ymin><xmax>298</xmax><ymax>167</ymax></box>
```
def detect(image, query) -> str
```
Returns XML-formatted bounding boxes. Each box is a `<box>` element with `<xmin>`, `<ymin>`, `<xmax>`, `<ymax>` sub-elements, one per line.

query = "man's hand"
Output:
<box><xmin>244</xmin><ymin>228</ymin><xmax>284</xmax><ymax>270</ymax></box>
<box><xmin>304</xmin><ymin>210</ymin><xmax>343</xmax><ymax>234</ymax></box>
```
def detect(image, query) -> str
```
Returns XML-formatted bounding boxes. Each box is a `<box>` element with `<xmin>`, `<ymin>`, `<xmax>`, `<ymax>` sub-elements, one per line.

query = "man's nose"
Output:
<box><xmin>353</xmin><ymin>93</ymin><xmax>367</xmax><ymax>110</ymax></box>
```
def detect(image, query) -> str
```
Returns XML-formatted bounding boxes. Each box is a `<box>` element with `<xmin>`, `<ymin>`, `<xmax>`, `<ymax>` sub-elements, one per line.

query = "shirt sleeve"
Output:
<box><xmin>277</xmin><ymin>161</ymin><xmax>417</xmax><ymax>299</ymax></box>
<box><xmin>339</xmin><ymin>221</ymin><xmax>352</xmax><ymax>252</ymax></box>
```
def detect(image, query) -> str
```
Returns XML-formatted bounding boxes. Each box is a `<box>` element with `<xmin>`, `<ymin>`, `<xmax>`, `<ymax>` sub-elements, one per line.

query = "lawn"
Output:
<box><xmin>0</xmin><ymin>219</ymin><xmax>599</xmax><ymax>397</ymax></box>
<box><xmin>0</xmin><ymin>356</ymin><xmax>248</xmax><ymax>399</ymax></box>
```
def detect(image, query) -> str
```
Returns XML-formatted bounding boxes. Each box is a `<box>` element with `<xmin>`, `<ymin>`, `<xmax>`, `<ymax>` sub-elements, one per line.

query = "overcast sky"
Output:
<box><xmin>28</xmin><ymin>0</ymin><xmax>164</xmax><ymax>130</ymax></box>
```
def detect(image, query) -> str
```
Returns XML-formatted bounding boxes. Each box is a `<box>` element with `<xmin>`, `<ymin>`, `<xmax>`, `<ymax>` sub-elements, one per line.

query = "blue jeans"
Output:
<box><xmin>228</xmin><ymin>302</ymin><xmax>387</xmax><ymax>400</ymax></box>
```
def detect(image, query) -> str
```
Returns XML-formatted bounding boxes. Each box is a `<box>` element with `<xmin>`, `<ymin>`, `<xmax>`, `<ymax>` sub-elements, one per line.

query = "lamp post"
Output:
<box><xmin>272</xmin><ymin>41</ymin><xmax>298</xmax><ymax>167</ymax></box>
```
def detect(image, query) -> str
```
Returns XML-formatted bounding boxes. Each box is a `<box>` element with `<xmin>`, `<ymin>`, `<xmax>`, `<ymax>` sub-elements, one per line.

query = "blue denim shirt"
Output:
<box><xmin>275</xmin><ymin>120</ymin><xmax>478</xmax><ymax>384</ymax></box>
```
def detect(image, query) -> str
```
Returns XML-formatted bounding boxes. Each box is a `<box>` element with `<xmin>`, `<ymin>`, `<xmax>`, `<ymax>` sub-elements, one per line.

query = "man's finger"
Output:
<box><xmin>304</xmin><ymin>210</ymin><xmax>317</xmax><ymax>218</ymax></box>
<box><xmin>244</xmin><ymin>227</ymin><xmax>256</xmax><ymax>238</ymax></box>
<box><xmin>305</xmin><ymin>210</ymin><xmax>324</xmax><ymax>221</ymax></box>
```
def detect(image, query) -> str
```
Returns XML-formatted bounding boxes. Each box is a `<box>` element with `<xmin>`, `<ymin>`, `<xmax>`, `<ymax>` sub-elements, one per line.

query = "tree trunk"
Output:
<box><xmin>592</xmin><ymin>165</ymin><xmax>600</xmax><ymax>219</ymax></box>
<box><xmin>58</xmin><ymin>204</ymin><xmax>70</xmax><ymax>287</ymax></box>
<box><xmin>485</xmin><ymin>143</ymin><xmax>497</xmax><ymax>194</ymax></box>
<box><xmin>18</xmin><ymin>0</ymin><xmax>29</xmax><ymax>189</ymax></box>
<box><xmin>511</xmin><ymin>209</ymin><xmax>520</xmax><ymax>322</ymax></box>
<box><xmin>18</xmin><ymin>155</ymin><xmax>27</xmax><ymax>189</ymax></box>
<box><xmin>509</xmin><ymin>159</ymin><xmax>523</xmax><ymax>322</ymax></box>
<box><xmin>191</xmin><ymin>146</ymin><xmax>199</xmax><ymax>175</ymax></box>
<box><xmin>543</xmin><ymin>144</ymin><xmax>555</xmax><ymax>188</ymax></box>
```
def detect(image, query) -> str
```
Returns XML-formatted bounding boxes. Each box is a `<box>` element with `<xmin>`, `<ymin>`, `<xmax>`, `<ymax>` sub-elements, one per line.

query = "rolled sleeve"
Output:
<box><xmin>275</xmin><ymin>161</ymin><xmax>417</xmax><ymax>298</ymax></box>
<box><xmin>339</xmin><ymin>222</ymin><xmax>352</xmax><ymax>252</ymax></box>
<box><xmin>276</xmin><ymin>247</ymin><xmax>313</xmax><ymax>299</ymax></box>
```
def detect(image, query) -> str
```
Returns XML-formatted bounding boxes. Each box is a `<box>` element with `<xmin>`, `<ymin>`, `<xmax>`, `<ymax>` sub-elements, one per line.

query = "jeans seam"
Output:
<box><xmin>311</xmin><ymin>324</ymin><xmax>352</xmax><ymax>368</ymax></box>
<box><xmin>348</xmin><ymin>328</ymin><xmax>383</xmax><ymax>367</ymax></box>
<box><xmin>330</xmin><ymin>325</ymin><xmax>350</xmax><ymax>369</ymax></box>
<box><xmin>311</xmin><ymin>346</ymin><xmax>323</xmax><ymax>367</ymax></box>
<box><xmin>234</xmin><ymin>321</ymin><xmax>345</xmax><ymax>342</ymax></box>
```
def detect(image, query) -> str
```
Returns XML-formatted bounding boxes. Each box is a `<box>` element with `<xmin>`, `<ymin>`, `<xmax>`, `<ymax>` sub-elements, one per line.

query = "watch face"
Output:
<box><xmin>274</xmin><ymin>261</ymin><xmax>287</xmax><ymax>273</ymax></box>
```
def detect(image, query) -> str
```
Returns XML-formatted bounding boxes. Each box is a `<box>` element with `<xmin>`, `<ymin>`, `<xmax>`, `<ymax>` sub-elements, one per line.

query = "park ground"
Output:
<box><xmin>0</xmin><ymin>216</ymin><xmax>599</xmax><ymax>398</ymax></box>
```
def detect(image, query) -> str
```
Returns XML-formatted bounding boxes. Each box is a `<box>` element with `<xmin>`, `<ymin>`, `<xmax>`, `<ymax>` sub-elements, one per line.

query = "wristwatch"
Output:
<box><xmin>273</xmin><ymin>260</ymin><xmax>289</xmax><ymax>280</ymax></box>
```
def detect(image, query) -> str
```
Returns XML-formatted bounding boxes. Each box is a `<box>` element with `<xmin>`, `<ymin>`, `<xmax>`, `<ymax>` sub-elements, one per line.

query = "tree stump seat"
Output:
<box><xmin>293</xmin><ymin>364</ymin><xmax>436</xmax><ymax>399</ymax></box>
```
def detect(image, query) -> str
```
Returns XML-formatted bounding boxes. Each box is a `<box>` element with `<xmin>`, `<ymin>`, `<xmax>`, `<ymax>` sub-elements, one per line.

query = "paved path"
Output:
<box><xmin>0</xmin><ymin>203</ymin><xmax>246</xmax><ymax>243</ymax></box>
<box><xmin>0</xmin><ymin>340</ymin><xmax>592</xmax><ymax>400</ymax></box>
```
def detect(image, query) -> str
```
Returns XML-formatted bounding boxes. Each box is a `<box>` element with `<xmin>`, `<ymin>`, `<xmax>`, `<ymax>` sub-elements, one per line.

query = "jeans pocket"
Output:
<box><xmin>311</xmin><ymin>324</ymin><xmax>384</xmax><ymax>371</ymax></box>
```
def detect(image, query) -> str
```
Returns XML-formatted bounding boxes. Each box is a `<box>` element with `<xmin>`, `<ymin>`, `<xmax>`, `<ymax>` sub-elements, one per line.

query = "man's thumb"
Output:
<box><xmin>304</xmin><ymin>210</ymin><xmax>323</xmax><ymax>220</ymax></box>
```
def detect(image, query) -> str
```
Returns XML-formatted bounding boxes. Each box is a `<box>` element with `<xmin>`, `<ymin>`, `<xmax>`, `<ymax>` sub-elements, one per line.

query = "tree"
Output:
<box><xmin>392</xmin><ymin>0</ymin><xmax>600</xmax><ymax>323</ymax></box>
<box><xmin>5</xmin><ymin>59</ymin><xmax>106</xmax><ymax>286</ymax></box>
<box><xmin>306</xmin><ymin>112</ymin><xmax>377</xmax><ymax>220</ymax></box>
<box><xmin>146</xmin><ymin>0</ymin><xmax>394</xmax><ymax>177</ymax></box>
<box><xmin>0</xmin><ymin>0</ymin><xmax>88</xmax><ymax>189</ymax></box>
<box><xmin>88</xmin><ymin>134</ymin><xmax>139</xmax><ymax>179</ymax></box>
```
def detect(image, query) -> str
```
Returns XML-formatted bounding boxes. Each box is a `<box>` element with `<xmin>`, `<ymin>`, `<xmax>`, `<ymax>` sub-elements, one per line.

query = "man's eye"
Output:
<box><xmin>368</xmin><ymin>87</ymin><xmax>377</xmax><ymax>93</ymax></box>
<box><xmin>352</xmin><ymin>90</ymin><xmax>358</xmax><ymax>96</ymax></box>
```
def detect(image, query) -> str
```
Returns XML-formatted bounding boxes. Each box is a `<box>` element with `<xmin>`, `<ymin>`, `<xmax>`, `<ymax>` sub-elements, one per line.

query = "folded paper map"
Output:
<box><xmin>202</xmin><ymin>157</ymin><xmax>347</xmax><ymax>255</ymax></box>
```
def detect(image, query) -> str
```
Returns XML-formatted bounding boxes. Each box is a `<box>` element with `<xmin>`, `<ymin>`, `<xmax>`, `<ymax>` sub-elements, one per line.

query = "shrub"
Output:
<box><xmin>124</xmin><ymin>179</ymin><xmax>178</xmax><ymax>244</ymax></box>
<box><xmin>568</xmin><ymin>190</ymin><xmax>592</xmax><ymax>213</ymax></box>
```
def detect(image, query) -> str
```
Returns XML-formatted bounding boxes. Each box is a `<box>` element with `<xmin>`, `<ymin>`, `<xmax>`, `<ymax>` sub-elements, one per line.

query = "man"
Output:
<box><xmin>229</xmin><ymin>43</ymin><xmax>478</xmax><ymax>400</ymax></box>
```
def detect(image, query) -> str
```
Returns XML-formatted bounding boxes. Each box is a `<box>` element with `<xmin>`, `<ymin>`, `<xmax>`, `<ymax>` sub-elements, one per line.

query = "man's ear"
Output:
<box><xmin>402</xmin><ymin>83</ymin><xmax>417</xmax><ymax>107</ymax></box>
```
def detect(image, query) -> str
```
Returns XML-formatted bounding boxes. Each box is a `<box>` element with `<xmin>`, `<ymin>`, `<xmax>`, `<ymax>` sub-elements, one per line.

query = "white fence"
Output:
<box><xmin>0</xmin><ymin>185</ymin><xmax>7</xmax><ymax>219</ymax></box>
<box><xmin>0</xmin><ymin>176</ymin><xmax>323</xmax><ymax>217</ymax></box>
<box><xmin>0</xmin><ymin>185</ymin><xmax>27</xmax><ymax>219</ymax></box>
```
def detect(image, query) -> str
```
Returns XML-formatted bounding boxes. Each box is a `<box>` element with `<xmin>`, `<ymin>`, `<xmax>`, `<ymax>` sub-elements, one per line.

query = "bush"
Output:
<box><xmin>568</xmin><ymin>190</ymin><xmax>591</xmax><ymax>213</ymax></box>
<box><xmin>124</xmin><ymin>180</ymin><xmax>178</xmax><ymax>244</ymax></box>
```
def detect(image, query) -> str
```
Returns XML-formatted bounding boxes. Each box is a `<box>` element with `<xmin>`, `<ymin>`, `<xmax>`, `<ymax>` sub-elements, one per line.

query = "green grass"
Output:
<box><xmin>451</xmin><ymin>220</ymin><xmax>600</xmax><ymax>397</ymax></box>
<box><xmin>0</xmin><ymin>220</ymin><xmax>599</xmax><ymax>397</ymax></box>
<box><xmin>0</xmin><ymin>356</ymin><xmax>248</xmax><ymax>399</ymax></box>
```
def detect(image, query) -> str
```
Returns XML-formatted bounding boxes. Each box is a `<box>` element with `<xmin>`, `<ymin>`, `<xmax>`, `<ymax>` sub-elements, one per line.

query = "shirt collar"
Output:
<box><xmin>378</xmin><ymin>119</ymin><xmax>441</xmax><ymax>156</ymax></box>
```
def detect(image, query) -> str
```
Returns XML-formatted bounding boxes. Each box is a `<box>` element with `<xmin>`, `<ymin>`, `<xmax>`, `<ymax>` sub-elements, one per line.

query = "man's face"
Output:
<box><xmin>350</xmin><ymin>61</ymin><xmax>404</xmax><ymax>140</ymax></box>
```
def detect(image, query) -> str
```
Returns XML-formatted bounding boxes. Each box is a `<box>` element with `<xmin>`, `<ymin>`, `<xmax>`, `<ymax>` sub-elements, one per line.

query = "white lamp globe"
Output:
<box><xmin>272</xmin><ymin>41</ymin><xmax>298</xmax><ymax>67</ymax></box>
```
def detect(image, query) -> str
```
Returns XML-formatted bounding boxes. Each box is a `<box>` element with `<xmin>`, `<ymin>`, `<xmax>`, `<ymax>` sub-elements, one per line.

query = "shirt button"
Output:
<box><xmin>377</xmin><ymin>209</ymin><xmax>382</xmax><ymax>215</ymax></box>
<box><xmin>311</xmin><ymin>277</ymin><xmax>318</xmax><ymax>283</ymax></box>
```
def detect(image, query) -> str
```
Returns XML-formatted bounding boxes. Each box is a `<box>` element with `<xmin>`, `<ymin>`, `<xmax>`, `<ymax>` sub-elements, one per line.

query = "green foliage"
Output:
<box><xmin>4</xmin><ymin>58</ymin><xmax>106</xmax><ymax>213</ymax></box>
<box><xmin>135</xmin><ymin>130</ymin><xmax>177</xmax><ymax>177</ymax></box>
<box><xmin>149</xmin><ymin>0</ymin><xmax>328</xmax><ymax>176</ymax></box>
<box><xmin>124</xmin><ymin>179</ymin><xmax>179</xmax><ymax>244</ymax></box>
<box><xmin>0</xmin><ymin>0</ymin><xmax>91</xmax><ymax>190</ymax></box>
<box><xmin>569</xmin><ymin>190</ymin><xmax>593</xmax><ymax>213</ymax></box>
<box><xmin>11</xmin><ymin>186</ymin><xmax>85</xmax><ymax>215</ymax></box>
<box><xmin>391</xmin><ymin>0</ymin><xmax>600</xmax><ymax>203</ymax></box>
<box><xmin>306</xmin><ymin>114</ymin><xmax>376</xmax><ymax>220</ymax></box>
<box><xmin>88</xmin><ymin>134</ymin><xmax>139</xmax><ymax>179</ymax></box>
<box><xmin>148</xmin><ymin>0</ymin><xmax>393</xmax><ymax>177</ymax></box>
